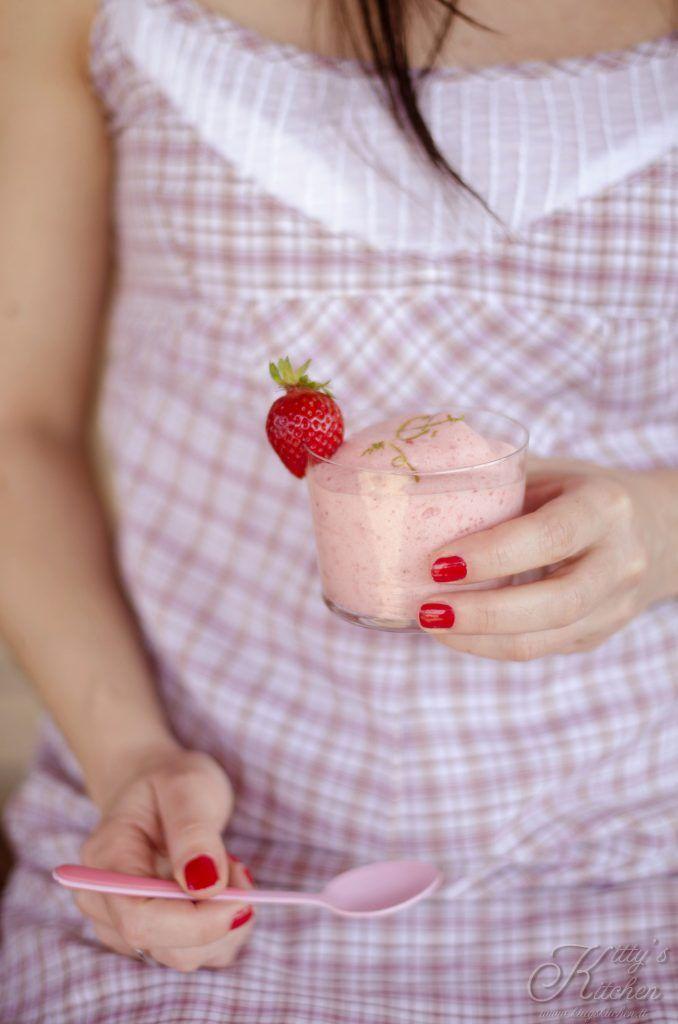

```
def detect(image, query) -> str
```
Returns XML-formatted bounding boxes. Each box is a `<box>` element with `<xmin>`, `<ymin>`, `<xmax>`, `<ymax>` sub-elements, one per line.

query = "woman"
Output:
<box><xmin>0</xmin><ymin>0</ymin><xmax>676</xmax><ymax>1020</ymax></box>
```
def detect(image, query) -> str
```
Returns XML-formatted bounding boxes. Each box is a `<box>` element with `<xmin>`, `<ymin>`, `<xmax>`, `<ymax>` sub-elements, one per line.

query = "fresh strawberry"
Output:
<box><xmin>266</xmin><ymin>357</ymin><xmax>344</xmax><ymax>478</ymax></box>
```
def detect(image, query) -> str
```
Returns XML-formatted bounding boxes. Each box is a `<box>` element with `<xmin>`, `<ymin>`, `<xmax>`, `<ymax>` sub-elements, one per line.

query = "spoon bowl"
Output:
<box><xmin>319</xmin><ymin>860</ymin><xmax>441</xmax><ymax>916</ymax></box>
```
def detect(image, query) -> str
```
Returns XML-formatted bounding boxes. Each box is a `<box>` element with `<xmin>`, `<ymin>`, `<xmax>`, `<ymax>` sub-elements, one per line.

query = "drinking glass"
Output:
<box><xmin>306</xmin><ymin>409</ymin><xmax>529</xmax><ymax>632</ymax></box>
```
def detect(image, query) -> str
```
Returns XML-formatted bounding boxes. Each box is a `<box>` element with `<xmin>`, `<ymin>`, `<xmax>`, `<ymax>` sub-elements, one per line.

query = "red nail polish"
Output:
<box><xmin>184</xmin><ymin>855</ymin><xmax>218</xmax><ymax>891</ymax></box>
<box><xmin>229</xmin><ymin>854</ymin><xmax>241</xmax><ymax>864</ymax></box>
<box><xmin>419</xmin><ymin>603</ymin><xmax>455</xmax><ymax>629</ymax></box>
<box><xmin>243</xmin><ymin>867</ymin><xmax>254</xmax><ymax>884</ymax></box>
<box><xmin>431</xmin><ymin>556</ymin><xmax>467</xmax><ymax>582</ymax></box>
<box><xmin>230</xmin><ymin>906</ymin><xmax>254</xmax><ymax>930</ymax></box>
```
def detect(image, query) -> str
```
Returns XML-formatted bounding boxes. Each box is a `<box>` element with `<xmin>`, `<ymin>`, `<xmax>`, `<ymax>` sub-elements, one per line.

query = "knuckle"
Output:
<box><xmin>474</xmin><ymin>603</ymin><xmax>499</xmax><ymax>634</ymax></box>
<box><xmin>157</xmin><ymin>766</ymin><xmax>192</xmax><ymax>793</ymax></box>
<box><xmin>120</xmin><ymin>925</ymin><xmax>145</xmax><ymax>950</ymax></box>
<box><xmin>159</xmin><ymin>754</ymin><xmax>232</xmax><ymax>805</ymax></box>
<box><xmin>155</xmin><ymin>949</ymin><xmax>199</xmax><ymax>973</ymax></box>
<box><xmin>537</xmin><ymin>513</ymin><xmax>577</xmax><ymax>561</ymax></box>
<box><xmin>573</xmin><ymin>632</ymin><xmax>606</xmax><ymax>652</ymax></box>
<box><xmin>91</xmin><ymin>922</ymin><xmax>107</xmax><ymax>943</ymax></box>
<box><xmin>612</xmin><ymin>596</ymin><xmax>636</xmax><ymax>630</ymax></box>
<box><xmin>491</xmin><ymin>539</ymin><xmax>517</xmax><ymax>574</ymax></box>
<box><xmin>73</xmin><ymin>892</ymin><xmax>94</xmax><ymax>918</ymax></box>
<box><xmin>79</xmin><ymin>830</ymin><xmax>109</xmax><ymax>866</ymax></box>
<box><xmin>561</xmin><ymin>584</ymin><xmax>590</xmax><ymax>625</ymax></box>
<box><xmin>156</xmin><ymin>759</ymin><xmax>199</xmax><ymax>790</ymax></box>
<box><xmin>227</xmin><ymin>925</ymin><xmax>253</xmax><ymax>951</ymax></box>
<box><xmin>623</xmin><ymin>550</ymin><xmax>648</xmax><ymax>587</ymax></box>
<box><xmin>600</xmin><ymin>478</ymin><xmax>634</xmax><ymax>521</ymax></box>
<box><xmin>194</xmin><ymin>917</ymin><xmax>223</xmax><ymax>947</ymax></box>
<box><xmin>181</xmin><ymin>751</ymin><xmax>227</xmax><ymax>791</ymax></box>
<box><xmin>426</xmin><ymin>630</ymin><xmax>454</xmax><ymax>650</ymax></box>
<box><xmin>79</xmin><ymin>838</ymin><xmax>96</xmax><ymax>865</ymax></box>
<box><xmin>187</xmin><ymin>909</ymin><xmax>236</xmax><ymax>947</ymax></box>
<box><xmin>181</xmin><ymin>750</ymin><xmax>214</xmax><ymax>773</ymax></box>
<box><xmin>172</xmin><ymin>820</ymin><xmax>208</xmax><ymax>843</ymax></box>
<box><xmin>209</xmin><ymin>945</ymin><xmax>241</xmax><ymax>968</ymax></box>
<box><xmin>509</xmin><ymin>635</ymin><xmax>543</xmax><ymax>662</ymax></box>
<box><xmin>117</xmin><ymin>913</ymin><xmax>146</xmax><ymax>951</ymax></box>
<box><xmin>183</xmin><ymin>951</ymin><xmax>206</xmax><ymax>973</ymax></box>
<box><xmin>220</xmin><ymin>949</ymin><xmax>240</xmax><ymax>966</ymax></box>
<box><xmin>83</xmin><ymin>818</ymin><xmax>133</xmax><ymax>865</ymax></box>
<box><xmin>92</xmin><ymin>923</ymin><xmax>118</xmax><ymax>953</ymax></box>
<box><xmin>226</xmin><ymin>939</ymin><xmax>250</xmax><ymax>962</ymax></box>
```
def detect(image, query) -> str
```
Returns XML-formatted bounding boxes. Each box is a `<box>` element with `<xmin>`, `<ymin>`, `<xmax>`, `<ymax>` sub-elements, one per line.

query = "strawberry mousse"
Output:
<box><xmin>306</xmin><ymin>410</ymin><xmax>528</xmax><ymax>630</ymax></box>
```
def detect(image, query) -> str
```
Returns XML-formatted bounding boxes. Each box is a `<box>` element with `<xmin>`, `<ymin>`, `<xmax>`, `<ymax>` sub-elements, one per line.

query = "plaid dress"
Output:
<box><xmin>1</xmin><ymin>2</ymin><xmax>677</xmax><ymax>1021</ymax></box>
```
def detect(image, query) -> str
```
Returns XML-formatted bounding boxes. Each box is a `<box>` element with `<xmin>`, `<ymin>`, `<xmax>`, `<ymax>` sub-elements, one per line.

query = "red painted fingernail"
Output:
<box><xmin>229</xmin><ymin>854</ymin><xmax>241</xmax><ymax>864</ymax></box>
<box><xmin>243</xmin><ymin>867</ymin><xmax>254</xmax><ymax>884</ymax></box>
<box><xmin>184</xmin><ymin>855</ymin><xmax>219</xmax><ymax>891</ymax></box>
<box><xmin>431</xmin><ymin>556</ymin><xmax>467</xmax><ymax>582</ymax></box>
<box><xmin>419</xmin><ymin>603</ymin><xmax>455</xmax><ymax>629</ymax></box>
<box><xmin>230</xmin><ymin>906</ymin><xmax>254</xmax><ymax>930</ymax></box>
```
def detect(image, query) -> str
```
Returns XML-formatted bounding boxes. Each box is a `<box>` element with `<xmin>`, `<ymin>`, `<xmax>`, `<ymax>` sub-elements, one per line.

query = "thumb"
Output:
<box><xmin>153</xmin><ymin>755</ymin><xmax>234</xmax><ymax>897</ymax></box>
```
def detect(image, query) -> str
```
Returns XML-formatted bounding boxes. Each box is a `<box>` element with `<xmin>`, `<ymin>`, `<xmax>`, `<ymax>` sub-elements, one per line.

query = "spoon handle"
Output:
<box><xmin>52</xmin><ymin>864</ymin><xmax>322</xmax><ymax>909</ymax></box>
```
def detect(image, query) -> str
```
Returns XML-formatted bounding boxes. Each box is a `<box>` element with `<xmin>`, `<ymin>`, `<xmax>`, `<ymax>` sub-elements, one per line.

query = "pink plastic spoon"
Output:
<box><xmin>53</xmin><ymin>860</ymin><xmax>441</xmax><ymax>918</ymax></box>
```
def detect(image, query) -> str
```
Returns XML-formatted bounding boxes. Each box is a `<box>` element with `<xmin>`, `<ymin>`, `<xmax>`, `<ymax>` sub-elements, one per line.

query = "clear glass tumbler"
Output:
<box><xmin>306</xmin><ymin>409</ymin><xmax>529</xmax><ymax>632</ymax></box>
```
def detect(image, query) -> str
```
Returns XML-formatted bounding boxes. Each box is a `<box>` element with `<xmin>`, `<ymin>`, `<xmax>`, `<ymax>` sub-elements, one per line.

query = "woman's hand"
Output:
<box><xmin>418</xmin><ymin>459</ymin><xmax>678</xmax><ymax>661</ymax></box>
<box><xmin>75</xmin><ymin>747</ymin><xmax>256</xmax><ymax>971</ymax></box>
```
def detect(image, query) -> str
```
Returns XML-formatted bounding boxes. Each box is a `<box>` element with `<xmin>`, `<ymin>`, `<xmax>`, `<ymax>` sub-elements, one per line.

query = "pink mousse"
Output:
<box><xmin>306</xmin><ymin>412</ymin><xmax>526</xmax><ymax>626</ymax></box>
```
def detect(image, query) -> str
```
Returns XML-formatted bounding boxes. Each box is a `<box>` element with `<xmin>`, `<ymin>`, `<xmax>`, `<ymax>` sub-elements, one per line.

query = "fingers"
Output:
<box><xmin>419</xmin><ymin>623</ymin><xmax>594</xmax><ymax>661</ymax></box>
<box><xmin>151</xmin><ymin>912</ymin><xmax>255</xmax><ymax>972</ymax></box>
<box><xmin>90</xmin><ymin>906</ymin><xmax>254</xmax><ymax>971</ymax></box>
<box><xmin>104</xmin><ymin>895</ymin><xmax>245</xmax><ymax>950</ymax></box>
<box><xmin>78</xmin><ymin>855</ymin><xmax>255</xmax><ymax>968</ymax></box>
<box><xmin>78</xmin><ymin>817</ymin><xmax>161</xmax><ymax>933</ymax></box>
<box><xmin>146</xmin><ymin>908</ymin><xmax>255</xmax><ymax>972</ymax></box>
<box><xmin>91</xmin><ymin>920</ymin><xmax>138</xmax><ymax>958</ymax></box>
<box><xmin>418</xmin><ymin>599</ymin><xmax>633</xmax><ymax>661</ymax></box>
<box><xmin>75</xmin><ymin>752</ymin><xmax>252</xmax><ymax>969</ymax></box>
<box><xmin>153</xmin><ymin>752</ymin><xmax>234</xmax><ymax>896</ymax></box>
<box><xmin>104</xmin><ymin>861</ymin><xmax>252</xmax><ymax>951</ymax></box>
<box><xmin>73</xmin><ymin>888</ymin><xmax>113</xmax><ymax>929</ymax></box>
<box><xmin>87</xmin><ymin>917</ymin><xmax>251</xmax><ymax>970</ymax></box>
<box><xmin>78</xmin><ymin>814</ymin><xmax>160</xmax><ymax>931</ymax></box>
<box><xmin>148</xmin><ymin>864</ymin><xmax>255</xmax><ymax>971</ymax></box>
<box><xmin>420</xmin><ymin>550</ymin><xmax>616</xmax><ymax>635</ymax></box>
<box><xmin>430</xmin><ymin>479</ymin><xmax>606</xmax><ymax>583</ymax></box>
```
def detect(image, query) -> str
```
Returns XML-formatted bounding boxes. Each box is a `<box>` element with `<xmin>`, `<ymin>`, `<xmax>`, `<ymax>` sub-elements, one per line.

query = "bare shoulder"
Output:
<box><xmin>0</xmin><ymin>0</ymin><xmax>99</xmax><ymax>80</ymax></box>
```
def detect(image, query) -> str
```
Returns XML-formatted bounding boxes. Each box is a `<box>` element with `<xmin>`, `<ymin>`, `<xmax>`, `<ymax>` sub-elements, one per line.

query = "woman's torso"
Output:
<box><xmin>83</xmin><ymin>0</ymin><xmax>678</xmax><ymax>893</ymax></box>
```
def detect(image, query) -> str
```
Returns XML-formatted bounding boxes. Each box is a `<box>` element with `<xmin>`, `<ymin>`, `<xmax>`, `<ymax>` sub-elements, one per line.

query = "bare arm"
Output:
<box><xmin>0</xmin><ymin>0</ymin><xmax>180</xmax><ymax>810</ymax></box>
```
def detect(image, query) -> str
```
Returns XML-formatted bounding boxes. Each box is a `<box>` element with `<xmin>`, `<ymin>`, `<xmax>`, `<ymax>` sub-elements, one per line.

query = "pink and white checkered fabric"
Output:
<box><xmin>1</xmin><ymin>2</ymin><xmax>677</xmax><ymax>1021</ymax></box>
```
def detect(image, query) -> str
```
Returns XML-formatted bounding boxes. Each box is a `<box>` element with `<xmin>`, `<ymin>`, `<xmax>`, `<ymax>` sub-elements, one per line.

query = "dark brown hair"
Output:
<box><xmin>334</xmin><ymin>1</ymin><xmax>489</xmax><ymax>198</ymax></box>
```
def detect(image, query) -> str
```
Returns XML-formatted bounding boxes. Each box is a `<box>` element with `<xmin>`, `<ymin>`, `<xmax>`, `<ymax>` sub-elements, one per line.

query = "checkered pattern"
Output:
<box><xmin>1</xmin><ymin>2</ymin><xmax>677</xmax><ymax>1021</ymax></box>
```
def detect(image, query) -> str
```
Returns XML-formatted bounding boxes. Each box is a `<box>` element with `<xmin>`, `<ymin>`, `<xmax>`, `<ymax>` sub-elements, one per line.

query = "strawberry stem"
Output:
<box><xmin>269</xmin><ymin>356</ymin><xmax>334</xmax><ymax>397</ymax></box>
